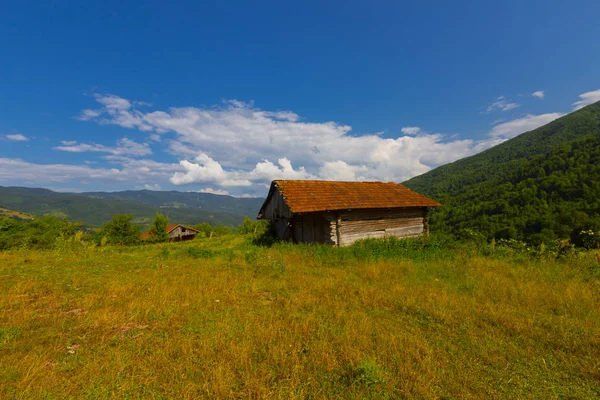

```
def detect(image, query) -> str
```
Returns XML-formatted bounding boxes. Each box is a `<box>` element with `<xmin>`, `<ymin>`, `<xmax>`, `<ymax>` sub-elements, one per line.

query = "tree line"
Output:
<box><xmin>0</xmin><ymin>212</ymin><xmax>271</xmax><ymax>250</ymax></box>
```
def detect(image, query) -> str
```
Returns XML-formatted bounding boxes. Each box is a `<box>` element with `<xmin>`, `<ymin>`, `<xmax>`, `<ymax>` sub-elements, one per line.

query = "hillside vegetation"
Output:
<box><xmin>0</xmin><ymin>207</ymin><xmax>34</xmax><ymax>220</ymax></box>
<box><xmin>1</xmin><ymin>235</ymin><xmax>599</xmax><ymax>398</ymax></box>
<box><xmin>404</xmin><ymin>101</ymin><xmax>600</xmax><ymax>244</ymax></box>
<box><xmin>0</xmin><ymin>187</ymin><xmax>259</xmax><ymax>228</ymax></box>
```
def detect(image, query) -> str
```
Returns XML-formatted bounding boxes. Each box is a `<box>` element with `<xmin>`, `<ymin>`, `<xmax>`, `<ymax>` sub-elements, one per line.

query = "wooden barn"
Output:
<box><xmin>140</xmin><ymin>223</ymin><xmax>200</xmax><ymax>242</ymax></box>
<box><xmin>257</xmin><ymin>180</ymin><xmax>441</xmax><ymax>246</ymax></box>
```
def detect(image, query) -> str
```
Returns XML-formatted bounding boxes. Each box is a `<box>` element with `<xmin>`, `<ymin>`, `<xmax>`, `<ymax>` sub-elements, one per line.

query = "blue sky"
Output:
<box><xmin>1</xmin><ymin>0</ymin><xmax>599</xmax><ymax>196</ymax></box>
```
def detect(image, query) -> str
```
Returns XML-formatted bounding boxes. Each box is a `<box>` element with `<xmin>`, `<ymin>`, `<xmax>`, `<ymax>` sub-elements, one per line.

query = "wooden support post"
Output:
<box><xmin>335</xmin><ymin>214</ymin><xmax>342</xmax><ymax>247</ymax></box>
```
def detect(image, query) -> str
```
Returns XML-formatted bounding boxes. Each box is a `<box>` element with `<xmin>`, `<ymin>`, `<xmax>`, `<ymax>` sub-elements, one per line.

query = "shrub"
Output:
<box><xmin>494</xmin><ymin>226</ymin><xmax>519</xmax><ymax>240</ymax></box>
<box><xmin>146</xmin><ymin>212</ymin><xmax>170</xmax><ymax>243</ymax></box>
<box><xmin>0</xmin><ymin>217</ymin><xmax>23</xmax><ymax>250</ymax></box>
<box><xmin>54</xmin><ymin>230</ymin><xmax>94</xmax><ymax>255</ymax></box>
<box><xmin>455</xmin><ymin>228</ymin><xmax>487</xmax><ymax>246</ymax></box>
<box><xmin>0</xmin><ymin>215</ymin><xmax>81</xmax><ymax>250</ymax></box>
<box><xmin>237</xmin><ymin>217</ymin><xmax>275</xmax><ymax>246</ymax></box>
<box><xmin>213</xmin><ymin>225</ymin><xmax>233</xmax><ymax>236</ymax></box>
<box><xmin>575</xmin><ymin>230</ymin><xmax>600</xmax><ymax>250</ymax></box>
<box><xmin>193</xmin><ymin>222</ymin><xmax>213</xmax><ymax>237</ymax></box>
<box><xmin>193</xmin><ymin>222</ymin><xmax>233</xmax><ymax>238</ymax></box>
<box><xmin>237</xmin><ymin>217</ymin><xmax>269</xmax><ymax>235</ymax></box>
<box><xmin>97</xmin><ymin>214</ymin><xmax>140</xmax><ymax>246</ymax></box>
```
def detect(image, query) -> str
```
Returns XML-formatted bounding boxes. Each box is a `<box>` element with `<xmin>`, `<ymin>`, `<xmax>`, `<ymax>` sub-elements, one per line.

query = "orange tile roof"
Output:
<box><xmin>264</xmin><ymin>180</ymin><xmax>441</xmax><ymax>214</ymax></box>
<box><xmin>166</xmin><ymin>223</ymin><xmax>179</xmax><ymax>233</ymax></box>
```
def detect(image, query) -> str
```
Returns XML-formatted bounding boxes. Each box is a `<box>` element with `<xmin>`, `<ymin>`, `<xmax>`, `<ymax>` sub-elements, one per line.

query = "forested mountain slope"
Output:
<box><xmin>403</xmin><ymin>101</ymin><xmax>600</xmax><ymax>243</ymax></box>
<box><xmin>0</xmin><ymin>187</ymin><xmax>256</xmax><ymax>228</ymax></box>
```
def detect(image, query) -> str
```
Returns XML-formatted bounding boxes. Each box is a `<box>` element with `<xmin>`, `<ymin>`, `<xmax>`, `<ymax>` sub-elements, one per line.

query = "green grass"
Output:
<box><xmin>1</xmin><ymin>236</ymin><xmax>599</xmax><ymax>398</ymax></box>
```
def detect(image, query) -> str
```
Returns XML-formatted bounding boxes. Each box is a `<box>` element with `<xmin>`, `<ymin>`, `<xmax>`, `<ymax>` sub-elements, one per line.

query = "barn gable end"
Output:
<box><xmin>258</xmin><ymin>187</ymin><xmax>294</xmax><ymax>240</ymax></box>
<box><xmin>140</xmin><ymin>223</ymin><xmax>200</xmax><ymax>242</ymax></box>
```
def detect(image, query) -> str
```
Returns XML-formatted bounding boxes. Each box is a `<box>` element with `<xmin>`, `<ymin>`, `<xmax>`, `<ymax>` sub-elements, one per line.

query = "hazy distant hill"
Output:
<box><xmin>83</xmin><ymin>189</ymin><xmax>263</xmax><ymax>217</ymax></box>
<box><xmin>0</xmin><ymin>187</ymin><xmax>264</xmax><ymax>228</ymax></box>
<box><xmin>404</xmin><ymin>101</ymin><xmax>600</xmax><ymax>243</ymax></box>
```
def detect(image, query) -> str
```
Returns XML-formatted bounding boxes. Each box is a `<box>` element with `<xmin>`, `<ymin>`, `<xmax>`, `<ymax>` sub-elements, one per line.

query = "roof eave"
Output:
<box><xmin>289</xmin><ymin>204</ymin><xmax>441</xmax><ymax>214</ymax></box>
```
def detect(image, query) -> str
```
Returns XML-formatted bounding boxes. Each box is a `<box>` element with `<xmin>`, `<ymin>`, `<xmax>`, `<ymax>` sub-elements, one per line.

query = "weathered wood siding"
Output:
<box><xmin>292</xmin><ymin>213</ymin><xmax>335</xmax><ymax>244</ymax></box>
<box><xmin>335</xmin><ymin>208</ymin><xmax>427</xmax><ymax>246</ymax></box>
<box><xmin>168</xmin><ymin>226</ymin><xmax>197</xmax><ymax>241</ymax></box>
<box><xmin>261</xmin><ymin>189</ymin><xmax>294</xmax><ymax>240</ymax></box>
<box><xmin>287</xmin><ymin>208</ymin><xmax>427</xmax><ymax>246</ymax></box>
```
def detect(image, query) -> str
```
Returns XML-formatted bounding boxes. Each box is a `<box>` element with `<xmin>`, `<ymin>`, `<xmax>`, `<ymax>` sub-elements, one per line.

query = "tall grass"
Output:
<box><xmin>1</xmin><ymin>235</ymin><xmax>599</xmax><ymax>398</ymax></box>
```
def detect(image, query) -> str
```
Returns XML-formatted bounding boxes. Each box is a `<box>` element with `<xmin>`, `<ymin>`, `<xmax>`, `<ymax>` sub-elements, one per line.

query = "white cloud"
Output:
<box><xmin>0</xmin><ymin>158</ymin><xmax>131</xmax><ymax>183</ymax></box>
<box><xmin>319</xmin><ymin>161</ymin><xmax>368</xmax><ymax>181</ymax></box>
<box><xmin>247</xmin><ymin>158</ymin><xmax>313</xmax><ymax>182</ymax></box>
<box><xmin>5</xmin><ymin>133</ymin><xmax>29</xmax><ymax>141</ymax></box>
<box><xmin>54</xmin><ymin>138</ymin><xmax>152</xmax><ymax>157</ymax></box>
<box><xmin>143</xmin><ymin>183</ymin><xmax>162</xmax><ymax>190</ymax></box>
<box><xmin>486</xmin><ymin>97</ymin><xmax>520</xmax><ymax>113</ymax></box>
<box><xmin>170</xmin><ymin>154</ymin><xmax>314</xmax><ymax>188</ymax></box>
<box><xmin>401</xmin><ymin>126</ymin><xmax>421</xmax><ymax>135</ymax></box>
<box><xmin>170</xmin><ymin>154</ymin><xmax>227</xmax><ymax>185</ymax></box>
<box><xmin>532</xmin><ymin>91</ymin><xmax>545</xmax><ymax>99</ymax></box>
<box><xmin>0</xmin><ymin>157</ymin><xmax>181</xmax><ymax>186</ymax></box>
<box><xmin>194</xmin><ymin>187</ymin><xmax>230</xmax><ymax>195</ymax></box>
<box><xmin>572</xmin><ymin>89</ymin><xmax>600</xmax><ymax>110</ymax></box>
<box><xmin>79</xmin><ymin>94</ymin><xmax>500</xmax><ymax>189</ymax></box>
<box><xmin>77</xmin><ymin>109</ymin><xmax>102</xmax><ymax>120</ymax></box>
<box><xmin>95</xmin><ymin>94</ymin><xmax>132</xmax><ymax>110</ymax></box>
<box><xmin>490</xmin><ymin>113</ymin><xmax>564</xmax><ymax>139</ymax></box>
<box><xmin>76</xmin><ymin>94</ymin><xmax>153</xmax><ymax>131</ymax></box>
<box><xmin>170</xmin><ymin>153</ymin><xmax>252</xmax><ymax>186</ymax></box>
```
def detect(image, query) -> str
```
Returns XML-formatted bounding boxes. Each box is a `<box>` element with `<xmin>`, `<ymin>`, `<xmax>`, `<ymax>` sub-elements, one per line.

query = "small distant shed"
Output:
<box><xmin>257</xmin><ymin>180</ymin><xmax>441</xmax><ymax>246</ymax></box>
<box><xmin>141</xmin><ymin>223</ymin><xmax>200</xmax><ymax>242</ymax></box>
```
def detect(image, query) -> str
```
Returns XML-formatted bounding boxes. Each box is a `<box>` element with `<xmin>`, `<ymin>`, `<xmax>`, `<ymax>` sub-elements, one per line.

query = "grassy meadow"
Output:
<box><xmin>1</xmin><ymin>235</ymin><xmax>599</xmax><ymax>399</ymax></box>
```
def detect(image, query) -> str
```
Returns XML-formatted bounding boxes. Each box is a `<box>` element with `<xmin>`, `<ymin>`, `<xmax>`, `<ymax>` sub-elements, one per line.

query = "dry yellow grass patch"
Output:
<box><xmin>1</xmin><ymin>237</ymin><xmax>599</xmax><ymax>398</ymax></box>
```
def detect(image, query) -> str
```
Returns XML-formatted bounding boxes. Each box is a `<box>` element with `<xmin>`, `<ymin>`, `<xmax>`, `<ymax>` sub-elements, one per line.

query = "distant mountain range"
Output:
<box><xmin>0</xmin><ymin>187</ymin><xmax>264</xmax><ymax>228</ymax></box>
<box><xmin>404</xmin><ymin>100</ymin><xmax>600</xmax><ymax>243</ymax></box>
<box><xmin>83</xmin><ymin>189</ymin><xmax>262</xmax><ymax>217</ymax></box>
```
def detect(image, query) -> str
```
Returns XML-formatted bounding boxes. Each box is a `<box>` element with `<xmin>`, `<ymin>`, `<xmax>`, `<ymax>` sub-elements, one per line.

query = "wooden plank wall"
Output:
<box><xmin>262</xmin><ymin>190</ymin><xmax>294</xmax><ymax>240</ymax></box>
<box><xmin>292</xmin><ymin>213</ymin><xmax>335</xmax><ymax>244</ymax></box>
<box><xmin>291</xmin><ymin>208</ymin><xmax>427</xmax><ymax>246</ymax></box>
<box><xmin>168</xmin><ymin>226</ymin><xmax>198</xmax><ymax>241</ymax></box>
<box><xmin>261</xmin><ymin>190</ymin><xmax>293</xmax><ymax>220</ymax></box>
<box><xmin>336</xmin><ymin>208</ymin><xmax>427</xmax><ymax>246</ymax></box>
